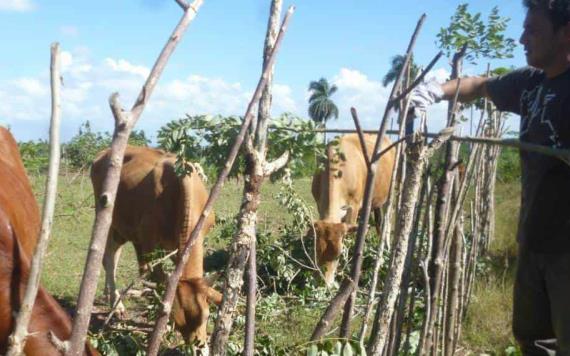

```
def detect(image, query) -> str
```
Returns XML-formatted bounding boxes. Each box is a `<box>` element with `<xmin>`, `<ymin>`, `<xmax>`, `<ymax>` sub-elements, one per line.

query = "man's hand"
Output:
<box><xmin>407</xmin><ymin>80</ymin><xmax>444</xmax><ymax>118</ymax></box>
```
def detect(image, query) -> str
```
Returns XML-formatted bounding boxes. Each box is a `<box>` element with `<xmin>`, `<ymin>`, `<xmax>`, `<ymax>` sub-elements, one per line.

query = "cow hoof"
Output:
<box><xmin>114</xmin><ymin>302</ymin><xmax>127</xmax><ymax>319</ymax></box>
<box><xmin>195</xmin><ymin>344</ymin><xmax>209</xmax><ymax>356</ymax></box>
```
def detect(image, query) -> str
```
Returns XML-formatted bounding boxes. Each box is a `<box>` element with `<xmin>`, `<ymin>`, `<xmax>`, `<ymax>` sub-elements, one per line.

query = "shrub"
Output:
<box><xmin>18</xmin><ymin>140</ymin><xmax>50</xmax><ymax>175</ymax></box>
<box><xmin>64</xmin><ymin>121</ymin><xmax>150</xmax><ymax>170</ymax></box>
<box><xmin>157</xmin><ymin>113</ymin><xmax>325</xmax><ymax>179</ymax></box>
<box><xmin>496</xmin><ymin>147</ymin><xmax>521</xmax><ymax>183</ymax></box>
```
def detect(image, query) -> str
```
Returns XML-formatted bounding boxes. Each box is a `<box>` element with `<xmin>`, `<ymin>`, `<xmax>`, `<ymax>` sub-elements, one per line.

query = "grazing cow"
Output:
<box><xmin>90</xmin><ymin>146</ymin><xmax>222</xmax><ymax>346</ymax></box>
<box><xmin>311</xmin><ymin>134</ymin><xmax>396</xmax><ymax>286</ymax></box>
<box><xmin>0</xmin><ymin>127</ymin><xmax>99</xmax><ymax>355</ymax></box>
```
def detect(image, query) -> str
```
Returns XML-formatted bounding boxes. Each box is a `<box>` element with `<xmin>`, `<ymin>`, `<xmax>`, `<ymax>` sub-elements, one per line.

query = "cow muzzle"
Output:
<box><xmin>321</xmin><ymin>259</ymin><xmax>340</xmax><ymax>288</ymax></box>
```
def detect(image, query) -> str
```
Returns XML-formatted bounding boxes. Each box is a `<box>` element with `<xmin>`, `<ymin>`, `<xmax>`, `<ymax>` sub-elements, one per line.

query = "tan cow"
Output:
<box><xmin>90</xmin><ymin>146</ymin><xmax>221</xmax><ymax>347</ymax></box>
<box><xmin>0</xmin><ymin>127</ymin><xmax>99</xmax><ymax>355</ymax></box>
<box><xmin>311</xmin><ymin>133</ymin><xmax>396</xmax><ymax>286</ymax></box>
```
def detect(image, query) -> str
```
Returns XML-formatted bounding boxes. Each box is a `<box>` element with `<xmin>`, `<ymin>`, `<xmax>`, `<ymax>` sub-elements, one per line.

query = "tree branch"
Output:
<box><xmin>263</xmin><ymin>150</ymin><xmax>289</xmax><ymax>176</ymax></box>
<box><xmin>174</xmin><ymin>0</ymin><xmax>189</xmax><ymax>10</ymax></box>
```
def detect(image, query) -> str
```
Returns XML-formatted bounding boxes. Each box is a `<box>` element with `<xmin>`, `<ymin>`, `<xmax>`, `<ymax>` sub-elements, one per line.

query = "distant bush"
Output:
<box><xmin>496</xmin><ymin>147</ymin><xmax>521</xmax><ymax>183</ymax></box>
<box><xmin>64</xmin><ymin>121</ymin><xmax>150</xmax><ymax>170</ymax></box>
<box><xmin>18</xmin><ymin>140</ymin><xmax>50</xmax><ymax>175</ymax></box>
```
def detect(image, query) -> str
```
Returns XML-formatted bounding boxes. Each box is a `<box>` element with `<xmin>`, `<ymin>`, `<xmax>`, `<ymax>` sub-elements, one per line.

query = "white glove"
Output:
<box><xmin>408</xmin><ymin>80</ymin><xmax>444</xmax><ymax>118</ymax></box>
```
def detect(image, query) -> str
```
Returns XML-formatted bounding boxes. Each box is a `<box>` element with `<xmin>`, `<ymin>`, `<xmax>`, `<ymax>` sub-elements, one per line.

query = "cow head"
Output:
<box><xmin>172</xmin><ymin>278</ymin><xmax>222</xmax><ymax>348</ymax></box>
<box><xmin>311</xmin><ymin>220</ymin><xmax>358</xmax><ymax>287</ymax></box>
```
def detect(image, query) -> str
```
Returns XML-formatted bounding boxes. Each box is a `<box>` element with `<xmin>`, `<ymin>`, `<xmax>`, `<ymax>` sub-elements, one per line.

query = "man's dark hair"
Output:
<box><xmin>523</xmin><ymin>0</ymin><xmax>570</xmax><ymax>30</ymax></box>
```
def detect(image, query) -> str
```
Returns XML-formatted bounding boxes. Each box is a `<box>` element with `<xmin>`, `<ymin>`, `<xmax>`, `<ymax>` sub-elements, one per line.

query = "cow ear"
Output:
<box><xmin>207</xmin><ymin>287</ymin><xmax>223</xmax><ymax>305</ymax></box>
<box><xmin>340</xmin><ymin>205</ymin><xmax>353</xmax><ymax>219</ymax></box>
<box><xmin>308</xmin><ymin>221</ymin><xmax>321</xmax><ymax>237</ymax></box>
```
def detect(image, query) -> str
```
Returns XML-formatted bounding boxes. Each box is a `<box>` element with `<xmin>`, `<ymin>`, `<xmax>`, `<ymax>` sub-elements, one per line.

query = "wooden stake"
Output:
<box><xmin>147</xmin><ymin>7</ymin><xmax>294</xmax><ymax>355</ymax></box>
<box><xmin>367</xmin><ymin>127</ymin><xmax>454</xmax><ymax>355</ymax></box>
<box><xmin>7</xmin><ymin>42</ymin><xmax>63</xmax><ymax>356</ymax></box>
<box><xmin>312</xmin><ymin>13</ymin><xmax>428</xmax><ymax>341</ymax></box>
<box><xmin>66</xmin><ymin>2</ymin><xmax>204</xmax><ymax>354</ymax></box>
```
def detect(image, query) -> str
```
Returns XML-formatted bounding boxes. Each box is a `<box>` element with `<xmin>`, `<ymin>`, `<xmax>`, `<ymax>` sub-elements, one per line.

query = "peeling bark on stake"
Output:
<box><xmin>209</xmin><ymin>2</ymin><xmax>283</xmax><ymax>354</ymax></box>
<box><xmin>359</xmin><ymin>95</ymin><xmax>410</xmax><ymax>344</ymax></box>
<box><xmin>7</xmin><ymin>42</ymin><xmax>62</xmax><ymax>356</ymax></box>
<box><xmin>444</xmin><ymin>186</ymin><xmax>462</xmax><ymax>356</ymax></box>
<box><xmin>422</xmin><ymin>48</ymin><xmax>465</xmax><ymax>354</ymax></box>
<box><xmin>367</xmin><ymin>128</ymin><xmax>454</xmax><ymax>355</ymax></box>
<box><xmin>66</xmin><ymin>2</ymin><xmax>204</xmax><ymax>354</ymax></box>
<box><xmin>146</xmin><ymin>7</ymin><xmax>294</xmax><ymax>355</ymax></box>
<box><xmin>390</xmin><ymin>175</ymin><xmax>430</xmax><ymax>354</ymax></box>
<box><xmin>334</xmin><ymin>14</ymin><xmax>428</xmax><ymax>340</ymax></box>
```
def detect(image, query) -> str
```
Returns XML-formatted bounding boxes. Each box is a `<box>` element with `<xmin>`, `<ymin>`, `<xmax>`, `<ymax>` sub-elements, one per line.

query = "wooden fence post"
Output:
<box><xmin>210</xmin><ymin>3</ymin><xmax>286</xmax><ymax>353</ymax></box>
<box><xmin>66</xmin><ymin>2</ymin><xmax>204</xmax><ymax>354</ymax></box>
<box><xmin>7</xmin><ymin>42</ymin><xmax>63</xmax><ymax>356</ymax></box>
<box><xmin>311</xmin><ymin>14</ymin><xmax>429</xmax><ymax>341</ymax></box>
<box><xmin>146</xmin><ymin>7</ymin><xmax>295</xmax><ymax>355</ymax></box>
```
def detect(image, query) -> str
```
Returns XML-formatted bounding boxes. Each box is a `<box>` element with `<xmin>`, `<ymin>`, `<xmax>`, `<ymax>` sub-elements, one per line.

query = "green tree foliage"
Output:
<box><xmin>307</xmin><ymin>78</ymin><xmax>339</xmax><ymax>128</ymax></box>
<box><xmin>157</xmin><ymin>113</ymin><xmax>326</xmax><ymax>179</ymax></box>
<box><xmin>437</xmin><ymin>4</ymin><xmax>516</xmax><ymax>64</ymax></box>
<box><xmin>64</xmin><ymin>121</ymin><xmax>150</xmax><ymax>169</ymax></box>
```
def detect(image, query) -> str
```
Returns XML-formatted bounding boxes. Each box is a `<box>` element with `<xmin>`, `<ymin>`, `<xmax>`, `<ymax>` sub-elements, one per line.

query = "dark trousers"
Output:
<box><xmin>513</xmin><ymin>245</ymin><xmax>570</xmax><ymax>355</ymax></box>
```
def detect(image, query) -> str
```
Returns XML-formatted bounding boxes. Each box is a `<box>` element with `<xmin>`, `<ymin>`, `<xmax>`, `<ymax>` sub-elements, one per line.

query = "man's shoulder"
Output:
<box><xmin>485</xmin><ymin>67</ymin><xmax>544</xmax><ymax>114</ymax></box>
<box><xmin>491</xmin><ymin>66</ymin><xmax>544</xmax><ymax>84</ymax></box>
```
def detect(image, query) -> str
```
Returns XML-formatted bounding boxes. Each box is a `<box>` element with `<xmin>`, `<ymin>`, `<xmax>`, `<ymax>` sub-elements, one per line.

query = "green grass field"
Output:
<box><xmin>29</xmin><ymin>172</ymin><xmax>521</xmax><ymax>354</ymax></box>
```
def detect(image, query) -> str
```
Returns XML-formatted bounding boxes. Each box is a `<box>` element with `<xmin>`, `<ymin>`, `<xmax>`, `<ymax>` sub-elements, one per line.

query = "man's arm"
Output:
<box><xmin>440</xmin><ymin>76</ymin><xmax>490</xmax><ymax>103</ymax></box>
<box><xmin>407</xmin><ymin>76</ymin><xmax>491</xmax><ymax>117</ymax></box>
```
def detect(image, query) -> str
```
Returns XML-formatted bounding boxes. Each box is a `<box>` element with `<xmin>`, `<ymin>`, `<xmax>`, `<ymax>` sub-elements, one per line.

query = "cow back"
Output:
<box><xmin>0</xmin><ymin>127</ymin><xmax>41</xmax><ymax>256</ymax></box>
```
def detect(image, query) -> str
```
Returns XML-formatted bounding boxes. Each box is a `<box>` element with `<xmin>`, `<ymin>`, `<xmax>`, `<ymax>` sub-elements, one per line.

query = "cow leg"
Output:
<box><xmin>103</xmin><ymin>231</ymin><xmax>125</xmax><ymax>317</ymax></box>
<box><xmin>373</xmin><ymin>207</ymin><xmax>383</xmax><ymax>237</ymax></box>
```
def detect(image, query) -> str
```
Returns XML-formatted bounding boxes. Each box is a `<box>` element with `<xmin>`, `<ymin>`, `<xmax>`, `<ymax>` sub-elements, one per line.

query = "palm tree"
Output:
<box><xmin>382</xmin><ymin>54</ymin><xmax>419</xmax><ymax>88</ymax></box>
<box><xmin>383</xmin><ymin>55</ymin><xmax>420</xmax><ymax>134</ymax></box>
<box><xmin>308</xmin><ymin>78</ymin><xmax>339</xmax><ymax>142</ymax></box>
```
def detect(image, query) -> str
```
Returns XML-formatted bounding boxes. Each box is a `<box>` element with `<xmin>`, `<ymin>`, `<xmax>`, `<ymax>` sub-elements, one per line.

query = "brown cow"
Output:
<box><xmin>311</xmin><ymin>133</ymin><xmax>396</xmax><ymax>286</ymax></box>
<box><xmin>0</xmin><ymin>127</ymin><xmax>99</xmax><ymax>355</ymax></box>
<box><xmin>90</xmin><ymin>146</ymin><xmax>222</xmax><ymax>347</ymax></box>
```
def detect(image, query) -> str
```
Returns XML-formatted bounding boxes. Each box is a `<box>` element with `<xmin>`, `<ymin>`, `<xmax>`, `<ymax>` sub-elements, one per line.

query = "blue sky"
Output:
<box><xmin>0</xmin><ymin>0</ymin><xmax>527</xmax><ymax>142</ymax></box>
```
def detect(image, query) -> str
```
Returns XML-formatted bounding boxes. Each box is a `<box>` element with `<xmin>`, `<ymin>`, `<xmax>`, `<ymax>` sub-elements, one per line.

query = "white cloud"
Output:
<box><xmin>104</xmin><ymin>58</ymin><xmax>150</xmax><ymax>78</ymax></box>
<box><xmin>12</xmin><ymin>78</ymin><xmax>47</xmax><ymax>96</ymax></box>
<box><xmin>425</xmin><ymin>67</ymin><xmax>451</xmax><ymax>83</ymax></box>
<box><xmin>307</xmin><ymin>67</ymin><xmax>455</xmax><ymax>134</ymax></box>
<box><xmin>328</xmin><ymin>68</ymin><xmax>391</xmax><ymax>129</ymax></box>
<box><xmin>272</xmin><ymin>84</ymin><xmax>297</xmax><ymax>113</ymax></box>
<box><xmin>0</xmin><ymin>48</ymin><xmax>302</xmax><ymax>142</ymax></box>
<box><xmin>60</xmin><ymin>51</ymin><xmax>73</xmax><ymax>69</ymax></box>
<box><xmin>0</xmin><ymin>0</ymin><xmax>35</xmax><ymax>11</ymax></box>
<box><xmin>60</xmin><ymin>25</ymin><xmax>79</xmax><ymax>37</ymax></box>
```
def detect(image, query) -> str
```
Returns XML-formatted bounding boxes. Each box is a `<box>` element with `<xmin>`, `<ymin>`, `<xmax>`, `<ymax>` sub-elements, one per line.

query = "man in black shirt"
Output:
<box><xmin>409</xmin><ymin>0</ymin><xmax>570</xmax><ymax>354</ymax></box>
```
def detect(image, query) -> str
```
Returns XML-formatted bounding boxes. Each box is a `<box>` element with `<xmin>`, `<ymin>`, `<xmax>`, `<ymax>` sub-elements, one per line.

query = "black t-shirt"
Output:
<box><xmin>487</xmin><ymin>67</ymin><xmax>570</xmax><ymax>253</ymax></box>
